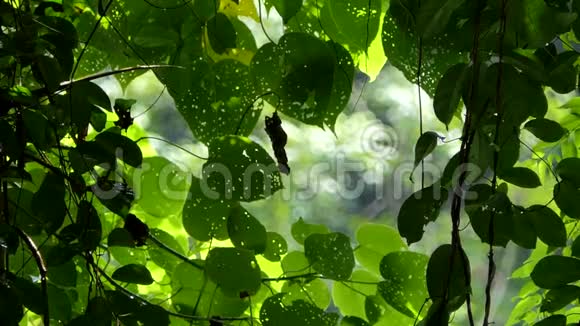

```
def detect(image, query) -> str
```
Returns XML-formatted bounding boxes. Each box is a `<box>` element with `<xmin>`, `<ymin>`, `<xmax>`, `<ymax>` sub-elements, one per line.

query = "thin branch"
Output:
<box><xmin>257</xmin><ymin>0</ymin><xmax>274</xmax><ymax>44</ymax></box>
<box><xmin>261</xmin><ymin>273</ymin><xmax>319</xmax><ymax>282</ymax></box>
<box><xmin>148</xmin><ymin>234</ymin><xmax>204</xmax><ymax>270</ymax></box>
<box><xmin>134</xmin><ymin>136</ymin><xmax>208</xmax><ymax>160</ymax></box>
<box><xmin>519</xmin><ymin>139</ymin><xmax>559</xmax><ymax>182</ymax></box>
<box><xmin>14</xmin><ymin>227</ymin><xmax>49</xmax><ymax>326</ymax></box>
<box><xmin>58</xmin><ymin>65</ymin><xmax>183</xmax><ymax>91</ymax></box>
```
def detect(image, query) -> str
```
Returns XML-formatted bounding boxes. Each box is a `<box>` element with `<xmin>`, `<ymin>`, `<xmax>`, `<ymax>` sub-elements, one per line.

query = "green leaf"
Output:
<box><xmin>76</xmin><ymin>200</ymin><xmax>102</xmax><ymax>251</ymax></box>
<box><xmin>531</xmin><ymin>255</ymin><xmax>580</xmax><ymax>288</ymax></box>
<box><xmin>48</xmin><ymin>283</ymin><xmax>72</xmax><ymax>321</ymax></box>
<box><xmin>207</xmin><ymin>13</ymin><xmax>237</xmax><ymax>54</ymax></box>
<box><xmin>260</xmin><ymin>294</ymin><xmax>339</xmax><ymax>326</ymax></box>
<box><xmin>111</xmin><ymin>264</ymin><xmax>154</xmax><ymax>285</ymax></box>
<box><xmin>133</xmin><ymin>156</ymin><xmax>189</xmax><ymax>217</ymax></box>
<box><xmin>554</xmin><ymin>180</ymin><xmax>580</xmax><ymax>219</ymax></box>
<box><xmin>556</xmin><ymin>158</ymin><xmax>580</xmax><ymax>187</ymax></box>
<box><xmin>148</xmin><ymin>228</ymin><xmax>184</xmax><ymax>274</ymax></box>
<box><xmin>108</xmin><ymin>228</ymin><xmax>135</xmax><ymax>247</ymax></box>
<box><xmin>281</xmin><ymin>251</ymin><xmax>312</xmax><ymax>277</ymax></box>
<box><xmin>32</xmin><ymin>172</ymin><xmax>66</xmax><ymax>234</ymax></box>
<box><xmin>11</xmin><ymin>276</ymin><xmax>44</xmax><ymax>315</ymax></box>
<box><xmin>546</xmin><ymin>52</ymin><xmax>579</xmax><ymax>94</ymax></box>
<box><xmin>193</xmin><ymin>0</ymin><xmax>220</xmax><ymax>22</ymax></box>
<box><xmin>465</xmin><ymin>185</ymin><xmax>513</xmax><ymax>247</ymax></box>
<box><xmin>511</xmin><ymin>209</ymin><xmax>537</xmax><ymax>249</ymax></box>
<box><xmin>332</xmin><ymin>270</ymin><xmax>380</xmax><ymax>320</ymax></box>
<box><xmin>418</xmin><ymin>299</ymin><xmax>449</xmax><ymax>326</ymax></box>
<box><xmin>227</xmin><ymin>204</ymin><xmax>267</xmax><ymax>253</ymax></box>
<box><xmin>508</xmin><ymin>0</ymin><xmax>577</xmax><ymax>49</ymax></box>
<box><xmin>341</xmin><ymin>316</ymin><xmax>370</xmax><ymax>326</ymax></box>
<box><xmin>533</xmin><ymin>314</ymin><xmax>566</xmax><ymax>326</ymax></box>
<box><xmin>378</xmin><ymin>251</ymin><xmax>429</xmax><ymax>318</ymax></box>
<box><xmin>84</xmin><ymin>296</ymin><xmax>114</xmax><ymax>326</ymax></box>
<box><xmin>134</xmin><ymin>304</ymin><xmax>170</xmax><ymax>326</ymax></box>
<box><xmin>525</xmin><ymin>206</ymin><xmax>567</xmax><ymax>247</ymax></box>
<box><xmin>9</xmin><ymin>189</ymin><xmax>41</xmax><ymax>235</ymax></box>
<box><xmin>383</xmin><ymin>2</ymin><xmax>466</xmax><ymax>97</ymax></box>
<box><xmin>486</xmin><ymin>63</ymin><xmax>548</xmax><ymax>123</ymax></box>
<box><xmin>397</xmin><ymin>186</ymin><xmax>448</xmax><ymax>244</ymax></box>
<box><xmin>0</xmin><ymin>224</ymin><xmax>18</xmax><ymax>255</ymax></box>
<box><xmin>304</xmin><ymin>232</ymin><xmax>355</xmax><ymax>280</ymax></box>
<box><xmin>524</xmin><ymin>118</ymin><xmax>566</xmax><ymax>142</ymax></box>
<box><xmin>319</xmin><ymin>0</ymin><xmax>382</xmax><ymax>53</ymax></box>
<box><xmin>182</xmin><ymin>176</ymin><xmax>230</xmax><ymax>241</ymax></box>
<box><xmin>205</xmin><ymin>247</ymin><xmax>261</xmax><ymax>296</ymax></box>
<box><xmin>433</xmin><ymin>63</ymin><xmax>468</xmax><ymax>127</ymax></box>
<box><xmin>0</xmin><ymin>283</ymin><xmax>24</xmax><ymax>325</ymax></box>
<box><xmin>176</xmin><ymin>59</ymin><xmax>259</xmax><ymax>143</ymax></box>
<box><xmin>271</xmin><ymin>0</ymin><xmax>304</xmax><ymax>23</ymax></box>
<box><xmin>413</xmin><ymin>131</ymin><xmax>439</xmax><ymax>173</ymax></box>
<box><xmin>22</xmin><ymin>109</ymin><xmax>55</xmax><ymax>149</ymax></box>
<box><xmin>426</xmin><ymin>244</ymin><xmax>470</xmax><ymax>312</ymax></box>
<box><xmin>251</xmin><ymin>34</ymin><xmax>353</xmax><ymax>129</ymax></box>
<box><xmin>0</xmin><ymin>120</ymin><xmax>19</xmax><ymax>159</ymax></box>
<box><xmin>37</xmin><ymin>15</ymin><xmax>79</xmax><ymax>49</ymax></box>
<box><xmin>262</xmin><ymin>232</ymin><xmax>288</xmax><ymax>262</ymax></box>
<box><xmin>416</xmin><ymin>0</ymin><xmax>464</xmax><ymax>39</ymax></box>
<box><xmin>500</xmin><ymin>167</ymin><xmax>542</xmax><ymax>188</ymax></box>
<box><xmin>94</xmin><ymin>129</ymin><xmax>142</xmax><ymax>168</ymax></box>
<box><xmin>281</xmin><ymin>278</ymin><xmax>331</xmax><ymax>309</ymax></box>
<box><xmin>572</xmin><ymin>235</ymin><xmax>580</xmax><ymax>258</ymax></box>
<box><xmin>291</xmin><ymin>217</ymin><xmax>330</xmax><ymax>245</ymax></box>
<box><xmin>364</xmin><ymin>295</ymin><xmax>382</xmax><ymax>324</ymax></box>
<box><xmin>36</xmin><ymin>55</ymin><xmax>64</xmax><ymax>92</ymax></box>
<box><xmin>354</xmin><ymin>223</ymin><xmax>407</xmax><ymax>276</ymax></box>
<box><xmin>540</xmin><ymin>285</ymin><xmax>580</xmax><ymax>313</ymax></box>
<box><xmin>172</xmin><ymin>261</ymin><xmax>248</xmax><ymax>317</ymax></box>
<box><xmin>47</xmin><ymin>259</ymin><xmax>77</xmax><ymax>287</ymax></box>
<box><xmin>202</xmin><ymin>135</ymin><xmax>283</xmax><ymax>201</ymax></box>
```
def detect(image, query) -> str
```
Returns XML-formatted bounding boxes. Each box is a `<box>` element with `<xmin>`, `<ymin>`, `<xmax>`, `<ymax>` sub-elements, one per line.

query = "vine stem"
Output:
<box><xmin>442</xmin><ymin>0</ymin><xmax>486</xmax><ymax>324</ymax></box>
<box><xmin>484</xmin><ymin>0</ymin><xmax>509</xmax><ymax>324</ymax></box>
<box><xmin>14</xmin><ymin>227</ymin><xmax>49</xmax><ymax>326</ymax></box>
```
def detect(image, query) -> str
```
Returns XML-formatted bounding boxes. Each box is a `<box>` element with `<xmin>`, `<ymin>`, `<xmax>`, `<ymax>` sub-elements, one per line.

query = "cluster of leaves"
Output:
<box><xmin>1</xmin><ymin>0</ymin><xmax>580</xmax><ymax>326</ymax></box>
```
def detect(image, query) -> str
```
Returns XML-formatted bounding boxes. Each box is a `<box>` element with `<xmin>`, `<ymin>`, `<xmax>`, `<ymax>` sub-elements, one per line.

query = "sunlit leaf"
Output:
<box><xmin>354</xmin><ymin>224</ymin><xmax>407</xmax><ymax>276</ymax></box>
<box><xmin>260</xmin><ymin>294</ymin><xmax>339</xmax><ymax>326</ymax></box>
<box><xmin>398</xmin><ymin>186</ymin><xmax>448</xmax><ymax>245</ymax></box>
<box><xmin>531</xmin><ymin>256</ymin><xmax>580</xmax><ymax>289</ymax></box>
<box><xmin>433</xmin><ymin>63</ymin><xmax>468</xmax><ymax>127</ymax></box>
<box><xmin>378</xmin><ymin>251</ymin><xmax>429</xmax><ymax>318</ymax></box>
<box><xmin>227</xmin><ymin>204</ymin><xmax>267</xmax><ymax>253</ymax></box>
<box><xmin>262</xmin><ymin>232</ymin><xmax>288</xmax><ymax>262</ymax></box>
<box><xmin>205</xmin><ymin>247</ymin><xmax>262</xmax><ymax>296</ymax></box>
<box><xmin>111</xmin><ymin>264</ymin><xmax>154</xmax><ymax>285</ymax></box>
<box><xmin>524</xmin><ymin>118</ymin><xmax>566</xmax><ymax>142</ymax></box>
<box><xmin>304</xmin><ymin>232</ymin><xmax>355</xmax><ymax>280</ymax></box>
<box><xmin>426</xmin><ymin>244</ymin><xmax>470</xmax><ymax>312</ymax></box>
<box><xmin>291</xmin><ymin>217</ymin><xmax>330</xmax><ymax>245</ymax></box>
<box><xmin>540</xmin><ymin>285</ymin><xmax>580</xmax><ymax>313</ymax></box>
<box><xmin>500</xmin><ymin>167</ymin><xmax>541</xmax><ymax>188</ymax></box>
<box><xmin>202</xmin><ymin>135</ymin><xmax>283</xmax><ymax>201</ymax></box>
